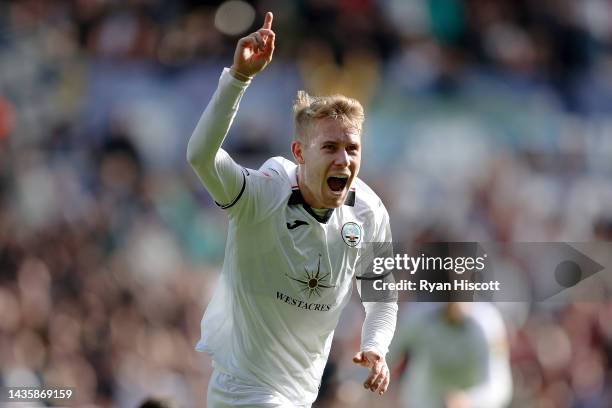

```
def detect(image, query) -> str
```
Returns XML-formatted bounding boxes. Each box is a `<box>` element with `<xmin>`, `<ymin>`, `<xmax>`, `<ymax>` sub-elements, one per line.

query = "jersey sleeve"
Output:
<box><xmin>187</xmin><ymin>68</ymin><xmax>251</xmax><ymax>208</ymax></box>
<box><xmin>187</xmin><ymin>69</ymin><xmax>288</xmax><ymax>223</ymax></box>
<box><xmin>357</xmin><ymin>200</ymin><xmax>398</xmax><ymax>356</ymax></box>
<box><xmin>355</xmin><ymin>201</ymin><xmax>397</xmax><ymax>298</ymax></box>
<box><xmin>374</xmin><ymin>201</ymin><xmax>392</xmax><ymax>244</ymax></box>
<box><xmin>222</xmin><ymin>165</ymin><xmax>288</xmax><ymax>223</ymax></box>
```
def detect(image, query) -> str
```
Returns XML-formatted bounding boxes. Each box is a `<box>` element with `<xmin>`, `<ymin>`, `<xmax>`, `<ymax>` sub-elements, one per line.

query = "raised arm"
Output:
<box><xmin>187</xmin><ymin>12</ymin><xmax>275</xmax><ymax>206</ymax></box>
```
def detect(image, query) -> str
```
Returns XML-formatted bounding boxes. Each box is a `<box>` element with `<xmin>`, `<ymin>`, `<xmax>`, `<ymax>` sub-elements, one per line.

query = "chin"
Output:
<box><xmin>323</xmin><ymin>193</ymin><xmax>346</xmax><ymax>208</ymax></box>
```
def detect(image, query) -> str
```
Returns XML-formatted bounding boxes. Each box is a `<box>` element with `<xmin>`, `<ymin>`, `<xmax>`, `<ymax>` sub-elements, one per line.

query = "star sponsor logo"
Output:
<box><xmin>286</xmin><ymin>255</ymin><xmax>335</xmax><ymax>298</ymax></box>
<box><xmin>342</xmin><ymin>222</ymin><xmax>362</xmax><ymax>247</ymax></box>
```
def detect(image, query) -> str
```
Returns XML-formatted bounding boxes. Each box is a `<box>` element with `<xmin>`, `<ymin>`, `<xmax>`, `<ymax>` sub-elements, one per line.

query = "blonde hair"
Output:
<box><xmin>292</xmin><ymin>90</ymin><xmax>365</xmax><ymax>142</ymax></box>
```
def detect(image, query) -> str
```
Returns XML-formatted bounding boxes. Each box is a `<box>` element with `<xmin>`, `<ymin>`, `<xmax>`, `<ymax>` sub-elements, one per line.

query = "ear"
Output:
<box><xmin>291</xmin><ymin>140</ymin><xmax>305</xmax><ymax>164</ymax></box>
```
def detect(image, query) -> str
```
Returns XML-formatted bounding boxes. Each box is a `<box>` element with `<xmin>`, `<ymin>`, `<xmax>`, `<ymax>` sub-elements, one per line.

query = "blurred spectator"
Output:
<box><xmin>389</xmin><ymin>302</ymin><xmax>512</xmax><ymax>408</ymax></box>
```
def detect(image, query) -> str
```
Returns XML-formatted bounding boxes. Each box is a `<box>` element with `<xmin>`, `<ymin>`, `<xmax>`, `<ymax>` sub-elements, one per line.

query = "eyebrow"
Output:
<box><xmin>320</xmin><ymin>140</ymin><xmax>360</xmax><ymax>146</ymax></box>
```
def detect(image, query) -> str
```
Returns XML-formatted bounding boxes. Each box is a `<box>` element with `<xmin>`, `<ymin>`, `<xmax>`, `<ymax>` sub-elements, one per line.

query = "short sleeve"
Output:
<box><xmin>224</xmin><ymin>167</ymin><xmax>289</xmax><ymax>224</ymax></box>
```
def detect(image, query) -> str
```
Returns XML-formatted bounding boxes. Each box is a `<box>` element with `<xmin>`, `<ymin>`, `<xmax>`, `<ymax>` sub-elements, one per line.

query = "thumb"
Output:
<box><xmin>352</xmin><ymin>351</ymin><xmax>365</xmax><ymax>364</ymax></box>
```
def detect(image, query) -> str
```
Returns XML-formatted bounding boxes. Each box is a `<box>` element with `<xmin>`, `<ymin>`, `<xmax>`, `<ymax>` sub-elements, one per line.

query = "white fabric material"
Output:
<box><xmin>188</xmin><ymin>69</ymin><xmax>397</xmax><ymax>405</ymax></box>
<box><xmin>360</xmin><ymin>302</ymin><xmax>398</xmax><ymax>356</ymax></box>
<box><xmin>355</xmin><ymin>207</ymin><xmax>397</xmax><ymax>356</ymax></box>
<box><xmin>186</xmin><ymin>68</ymin><xmax>248</xmax><ymax>206</ymax></box>
<box><xmin>207</xmin><ymin>369</ymin><xmax>312</xmax><ymax>408</ymax></box>
<box><xmin>390</xmin><ymin>303</ymin><xmax>512</xmax><ymax>408</ymax></box>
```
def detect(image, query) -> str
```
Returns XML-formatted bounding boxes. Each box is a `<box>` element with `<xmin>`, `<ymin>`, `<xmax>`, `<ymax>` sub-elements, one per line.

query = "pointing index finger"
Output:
<box><xmin>262</xmin><ymin>11</ymin><xmax>273</xmax><ymax>30</ymax></box>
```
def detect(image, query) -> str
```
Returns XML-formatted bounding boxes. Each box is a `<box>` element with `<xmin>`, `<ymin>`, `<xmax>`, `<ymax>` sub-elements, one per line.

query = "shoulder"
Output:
<box><xmin>226</xmin><ymin>157</ymin><xmax>295</xmax><ymax>221</ymax></box>
<box><xmin>400</xmin><ymin>303</ymin><xmax>440</xmax><ymax>324</ymax></box>
<box><xmin>351</xmin><ymin>177</ymin><xmax>389</xmax><ymax>223</ymax></box>
<box><xmin>257</xmin><ymin>156</ymin><xmax>296</xmax><ymax>184</ymax></box>
<box><xmin>466</xmin><ymin>303</ymin><xmax>507</xmax><ymax>339</ymax></box>
<box><xmin>240</xmin><ymin>156</ymin><xmax>294</xmax><ymax>203</ymax></box>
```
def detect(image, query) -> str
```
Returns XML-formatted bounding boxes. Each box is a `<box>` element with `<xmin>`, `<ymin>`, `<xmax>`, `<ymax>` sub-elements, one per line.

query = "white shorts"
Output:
<box><xmin>207</xmin><ymin>369</ymin><xmax>312</xmax><ymax>408</ymax></box>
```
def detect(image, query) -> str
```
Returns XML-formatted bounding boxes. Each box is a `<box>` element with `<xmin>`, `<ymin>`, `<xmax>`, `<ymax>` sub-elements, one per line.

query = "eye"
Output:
<box><xmin>347</xmin><ymin>145</ymin><xmax>360</xmax><ymax>154</ymax></box>
<box><xmin>322</xmin><ymin>144</ymin><xmax>336</xmax><ymax>151</ymax></box>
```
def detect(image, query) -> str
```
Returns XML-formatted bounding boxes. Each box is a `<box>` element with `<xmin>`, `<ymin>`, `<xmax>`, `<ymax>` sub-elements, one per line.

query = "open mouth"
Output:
<box><xmin>327</xmin><ymin>175</ymin><xmax>348</xmax><ymax>192</ymax></box>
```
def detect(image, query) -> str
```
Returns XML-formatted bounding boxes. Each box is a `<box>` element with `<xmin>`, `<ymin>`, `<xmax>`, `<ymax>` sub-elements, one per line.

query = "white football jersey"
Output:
<box><xmin>391</xmin><ymin>303</ymin><xmax>512</xmax><ymax>408</ymax></box>
<box><xmin>196</xmin><ymin>156</ymin><xmax>392</xmax><ymax>404</ymax></box>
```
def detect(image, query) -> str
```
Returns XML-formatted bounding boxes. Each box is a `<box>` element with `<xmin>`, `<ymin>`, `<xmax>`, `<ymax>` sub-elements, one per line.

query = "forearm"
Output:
<box><xmin>360</xmin><ymin>302</ymin><xmax>398</xmax><ymax>356</ymax></box>
<box><xmin>187</xmin><ymin>68</ymin><xmax>251</xmax><ymax>204</ymax></box>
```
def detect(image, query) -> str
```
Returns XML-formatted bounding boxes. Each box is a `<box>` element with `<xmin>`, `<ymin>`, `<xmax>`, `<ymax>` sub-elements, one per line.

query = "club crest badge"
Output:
<box><xmin>342</xmin><ymin>222</ymin><xmax>362</xmax><ymax>247</ymax></box>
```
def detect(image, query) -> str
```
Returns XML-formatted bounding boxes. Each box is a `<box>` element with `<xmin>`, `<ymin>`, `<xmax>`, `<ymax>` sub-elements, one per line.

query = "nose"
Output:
<box><xmin>333</xmin><ymin>149</ymin><xmax>350</xmax><ymax>167</ymax></box>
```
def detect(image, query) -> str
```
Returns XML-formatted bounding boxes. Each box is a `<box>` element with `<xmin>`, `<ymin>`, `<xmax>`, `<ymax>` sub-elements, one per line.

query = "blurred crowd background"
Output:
<box><xmin>1</xmin><ymin>0</ymin><xmax>612</xmax><ymax>406</ymax></box>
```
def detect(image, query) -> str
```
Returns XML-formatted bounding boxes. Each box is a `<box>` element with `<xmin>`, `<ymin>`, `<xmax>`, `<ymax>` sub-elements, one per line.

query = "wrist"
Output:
<box><xmin>230</xmin><ymin>66</ymin><xmax>253</xmax><ymax>82</ymax></box>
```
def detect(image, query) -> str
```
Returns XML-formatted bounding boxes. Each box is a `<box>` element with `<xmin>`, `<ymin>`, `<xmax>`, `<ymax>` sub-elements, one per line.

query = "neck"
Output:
<box><xmin>443</xmin><ymin>303</ymin><xmax>466</xmax><ymax>325</ymax></box>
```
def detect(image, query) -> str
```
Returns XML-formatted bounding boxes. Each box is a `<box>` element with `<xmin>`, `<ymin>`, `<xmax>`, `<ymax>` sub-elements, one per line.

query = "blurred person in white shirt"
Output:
<box><xmin>390</xmin><ymin>302</ymin><xmax>512</xmax><ymax>408</ymax></box>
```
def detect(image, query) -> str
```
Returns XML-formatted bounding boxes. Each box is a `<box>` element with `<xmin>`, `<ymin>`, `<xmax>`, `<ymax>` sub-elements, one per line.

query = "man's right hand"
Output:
<box><xmin>230</xmin><ymin>12</ymin><xmax>275</xmax><ymax>80</ymax></box>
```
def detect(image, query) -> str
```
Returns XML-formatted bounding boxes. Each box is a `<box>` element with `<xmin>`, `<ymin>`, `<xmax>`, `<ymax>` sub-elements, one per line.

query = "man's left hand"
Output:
<box><xmin>352</xmin><ymin>350</ymin><xmax>390</xmax><ymax>395</ymax></box>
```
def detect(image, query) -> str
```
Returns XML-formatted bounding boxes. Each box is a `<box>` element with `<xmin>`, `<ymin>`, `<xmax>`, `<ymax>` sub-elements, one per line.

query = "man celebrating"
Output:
<box><xmin>187</xmin><ymin>12</ymin><xmax>397</xmax><ymax>407</ymax></box>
